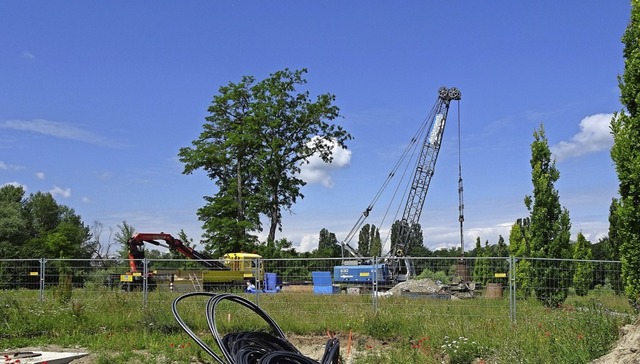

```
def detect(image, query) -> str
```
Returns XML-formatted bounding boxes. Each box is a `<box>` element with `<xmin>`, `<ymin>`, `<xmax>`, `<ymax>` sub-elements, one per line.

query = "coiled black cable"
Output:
<box><xmin>172</xmin><ymin>292</ymin><xmax>339</xmax><ymax>364</ymax></box>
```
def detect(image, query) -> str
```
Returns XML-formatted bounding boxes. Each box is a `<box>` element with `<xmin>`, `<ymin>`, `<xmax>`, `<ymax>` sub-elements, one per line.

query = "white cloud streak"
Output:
<box><xmin>551</xmin><ymin>113</ymin><xmax>614</xmax><ymax>162</ymax></box>
<box><xmin>299</xmin><ymin>138</ymin><xmax>352</xmax><ymax>187</ymax></box>
<box><xmin>0</xmin><ymin>161</ymin><xmax>22</xmax><ymax>171</ymax></box>
<box><xmin>20</xmin><ymin>51</ymin><xmax>35</xmax><ymax>60</ymax></box>
<box><xmin>1</xmin><ymin>119</ymin><xmax>114</xmax><ymax>147</ymax></box>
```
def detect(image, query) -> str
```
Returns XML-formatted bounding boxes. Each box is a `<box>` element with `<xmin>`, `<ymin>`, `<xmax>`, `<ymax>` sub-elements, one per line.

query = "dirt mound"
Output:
<box><xmin>591</xmin><ymin>320</ymin><xmax>640</xmax><ymax>364</ymax></box>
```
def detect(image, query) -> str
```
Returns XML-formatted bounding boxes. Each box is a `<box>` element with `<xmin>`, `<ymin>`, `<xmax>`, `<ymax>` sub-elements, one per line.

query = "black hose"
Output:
<box><xmin>172</xmin><ymin>292</ymin><xmax>339</xmax><ymax>364</ymax></box>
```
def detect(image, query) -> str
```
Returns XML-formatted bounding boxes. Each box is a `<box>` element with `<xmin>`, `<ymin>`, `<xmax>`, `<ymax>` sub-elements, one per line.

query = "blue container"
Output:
<box><xmin>311</xmin><ymin>271</ymin><xmax>338</xmax><ymax>294</ymax></box>
<box><xmin>264</xmin><ymin>272</ymin><xmax>277</xmax><ymax>291</ymax></box>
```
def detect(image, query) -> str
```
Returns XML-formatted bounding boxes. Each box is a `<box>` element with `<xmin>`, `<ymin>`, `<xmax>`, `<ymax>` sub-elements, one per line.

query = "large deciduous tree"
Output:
<box><xmin>526</xmin><ymin>125</ymin><xmax>572</xmax><ymax>307</ymax></box>
<box><xmin>179</xmin><ymin>68</ymin><xmax>351</xmax><ymax>255</ymax></box>
<box><xmin>611</xmin><ymin>1</ymin><xmax>640</xmax><ymax>308</ymax></box>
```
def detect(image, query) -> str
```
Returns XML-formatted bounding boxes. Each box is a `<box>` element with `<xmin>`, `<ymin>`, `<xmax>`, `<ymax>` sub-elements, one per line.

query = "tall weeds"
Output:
<box><xmin>0</xmin><ymin>288</ymin><xmax>633</xmax><ymax>364</ymax></box>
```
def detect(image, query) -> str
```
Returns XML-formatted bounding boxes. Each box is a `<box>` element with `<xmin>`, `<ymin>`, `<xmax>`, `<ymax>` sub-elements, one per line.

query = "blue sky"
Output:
<box><xmin>0</xmin><ymin>2</ymin><xmax>630</xmax><ymax>254</ymax></box>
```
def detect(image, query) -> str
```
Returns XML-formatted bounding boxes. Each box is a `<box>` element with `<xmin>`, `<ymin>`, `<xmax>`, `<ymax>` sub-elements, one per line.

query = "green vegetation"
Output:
<box><xmin>358</xmin><ymin>224</ymin><xmax>382</xmax><ymax>258</ymax></box>
<box><xmin>573</xmin><ymin>233</ymin><xmax>594</xmax><ymax>297</ymax></box>
<box><xmin>178</xmin><ymin>68</ymin><xmax>352</xmax><ymax>253</ymax></box>
<box><xmin>523</xmin><ymin>125</ymin><xmax>573</xmax><ymax>307</ymax></box>
<box><xmin>611</xmin><ymin>0</ymin><xmax>640</xmax><ymax>308</ymax></box>
<box><xmin>0</xmin><ymin>185</ymin><xmax>92</xmax><ymax>263</ymax></box>
<box><xmin>0</xmin><ymin>287</ymin><xmax>632</xmax><ymax>363</ymax></box>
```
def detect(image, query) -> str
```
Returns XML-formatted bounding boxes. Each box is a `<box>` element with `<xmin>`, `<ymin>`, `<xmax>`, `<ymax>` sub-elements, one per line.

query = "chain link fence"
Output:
<box><xmin>0</xmin><ymin>256</ymin><xmax>626</xmax><ymax>323</ymax></box>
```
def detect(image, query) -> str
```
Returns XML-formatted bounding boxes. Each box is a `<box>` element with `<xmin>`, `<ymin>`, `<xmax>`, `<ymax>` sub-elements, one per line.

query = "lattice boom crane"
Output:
<box><xmin>387</xmin><ymin>86</ymin><xmax>461</xmax><ymax>281</ymax></box>
<box><xmin>334</xmin><ymin>86</ymin><xmax>462</xmax><ymax>285</ymax></box>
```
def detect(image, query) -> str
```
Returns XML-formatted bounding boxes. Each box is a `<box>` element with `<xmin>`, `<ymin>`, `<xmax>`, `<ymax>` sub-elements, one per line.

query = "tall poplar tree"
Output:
<box><xmin>611</xmin><ymin>0</ymin><xmax>640</xmax><ymax>308</ymax></box>
<box><xmin>526</xmin><ymin>125</ymin><xmax>572</xmax><ymax>307</ymax></box>
<box><xmin>317</xmin><ymin>228</ymin><xmax>341</xmax><ymax>258</ymax></box>
<box><xmin>572</xmin><ymin>232</ymin><xmax>593</xmax><ymax>296</ymax></box>
<box><xmin>509</xmin><ymin>218</ymin><xmax>533</xmax><ymax>298</ymax></box>
<box><xmin>357</xmin><ymin>224</ymin><xmax>381</xmax><ymax>257</ymax></box>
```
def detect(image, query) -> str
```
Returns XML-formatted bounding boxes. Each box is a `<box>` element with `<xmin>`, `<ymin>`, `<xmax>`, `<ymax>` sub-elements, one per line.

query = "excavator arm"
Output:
<box><xmin>127</xmin><ymin>232</ymin><xmax>228</xmax><ymax>272</ymax></box>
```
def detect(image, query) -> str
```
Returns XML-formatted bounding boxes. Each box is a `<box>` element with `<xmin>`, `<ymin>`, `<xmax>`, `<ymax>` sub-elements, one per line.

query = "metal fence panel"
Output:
<box><xmin>0</xmin><ymin>256</ymin><xmax>626</xmax><ymax>324</ymax></box>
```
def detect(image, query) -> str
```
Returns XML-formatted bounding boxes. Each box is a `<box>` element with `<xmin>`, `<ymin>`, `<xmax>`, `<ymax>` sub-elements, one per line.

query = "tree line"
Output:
<box><xmin>0</xmin><ymin>185</ymin><xmax>92</xmax><ymax>260</ymax></box>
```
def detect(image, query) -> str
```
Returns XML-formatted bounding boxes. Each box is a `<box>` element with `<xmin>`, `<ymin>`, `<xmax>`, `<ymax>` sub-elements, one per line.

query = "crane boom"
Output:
<box><xmin>387</xmin><ymin>86</ymin><xmax>461</xmax><ymax>281</ymax></box>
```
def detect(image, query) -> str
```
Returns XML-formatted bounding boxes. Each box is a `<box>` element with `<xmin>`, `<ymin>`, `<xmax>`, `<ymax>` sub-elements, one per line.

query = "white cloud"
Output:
<box><xmin>97</xmin><ymin>171</ymin><xmax>112</xmax><ymax>180</ymax></box>
<box><xmin>36</xmin><ymin>172</ymin><xmax>45</xmax><ymax>179</ymax></box>
<box><xmin>81</xmin><ymin>197</ymin><xmax>91</xmax><ymax>203</ymax></box>
<box><xmin>1</xmin><ymin>119</ymin><xmax>114</xmax><ymax>147</ymax></box>
<box><xmin>297</xmin><ymin>235</ymin><xmax>317</xmax><ymax>253</ymax></box>
<box><xmin>551</xmin><ymin>113</ymin><xmax>614</xmax><ymax>161</ymax></box>
<box><xmin>20</xmin><ymin>51</ymin><xmax>35</xmax><ymax>60</ymax></box>
<box><xmin>299</xmin><ymin>138</ymin><xmax>352</xmax><ymax>187</ymax></box>
<box><xmin>0</xmin><ymin>161</ymin><xmax>22</xmax><ymax>171</ymax></box>
<box><xmin>465</xmin><ymin>223</ymin><xmax>513</xmax><ymax>244</ymax></box>
<box><xmin>50</xmin><ymin>185</ymin><xmax>71</xmax><ymax>198</ymax></box>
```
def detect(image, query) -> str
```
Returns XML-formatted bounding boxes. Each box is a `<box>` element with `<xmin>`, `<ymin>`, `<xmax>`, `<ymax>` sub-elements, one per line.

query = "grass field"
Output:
<box><xmin>0</xmin><ymin>285</ymin><xmax>634</xmax><ymax>364</ymax></box>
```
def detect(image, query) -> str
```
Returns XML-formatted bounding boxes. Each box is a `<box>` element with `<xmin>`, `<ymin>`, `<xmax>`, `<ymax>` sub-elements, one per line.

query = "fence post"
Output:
<box><xmin>372</xmin><ymin>257</ymin><xmax>378</xmax><ymax>313</ymax></box>
<box><xmin>509</xmin><ymin>256</ymin><xmax>517</xmax><ymax>323</ymax></box>
<box><xmin>39</xmin><ymin>257</ymin><xmax>46</xmax><ymax>302</ymax></box>
<box><xmin>254</xmin><ymin>258</ymin><xmax>261</xmax><ymax>307</ymax></box>
<box><xmin>143</xmin><ymin>258</ymin><xmax>149</xmax><ymax>308</ymax></box>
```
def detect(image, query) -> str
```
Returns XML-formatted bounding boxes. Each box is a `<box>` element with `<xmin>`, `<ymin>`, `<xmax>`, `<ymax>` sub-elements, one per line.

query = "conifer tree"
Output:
<box><xmin>526</xmin><ymin>125</ymin><xmax>572</xmax><ymax>307</ymax></box>
<box><xmin>611</xmin><ymin>1</ymin><xmax>640</xmax><ymax>308</ymax></box>
<box><xmin>572</xmin><ymin>232</ymin><xmax>593</xmax><ymax>296</ymax></box>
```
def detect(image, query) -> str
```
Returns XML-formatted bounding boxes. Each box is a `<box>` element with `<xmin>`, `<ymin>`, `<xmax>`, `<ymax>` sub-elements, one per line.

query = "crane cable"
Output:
<box><xmin>456</xmin><ymin>99</ymin><xmax>465</xmax><ymax>256</ymax></box>
<box><xmin>172</xmin><ymin>292</ymin><xmax>339</xmax><ymax>364</ymax></box>
<box><xmin>341</xmin><ymin>98</ymin><xmax>442</xmax><ymax>249</ymax></box>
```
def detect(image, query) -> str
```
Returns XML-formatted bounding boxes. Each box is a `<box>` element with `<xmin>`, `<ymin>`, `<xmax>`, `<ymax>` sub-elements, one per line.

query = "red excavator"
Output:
<box><xmin>116</xmin><ymin>232</ymin><xmax>261</xmax><ymax>291</ymax></box>
<box><xmin>126</xmin><ymin>232</ymin><xmax>227</xmax><ymax>274</ymax></box>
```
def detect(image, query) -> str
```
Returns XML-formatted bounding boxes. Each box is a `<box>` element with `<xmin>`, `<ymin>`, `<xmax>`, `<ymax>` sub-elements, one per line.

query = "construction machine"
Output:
<box><xmin>334</xmin><ymin>87</ymin><xmax>473</xmax><ymax>296</ymax></box>
<box><xmin>115</xmin><ymin>232</ymin><xmax>263</xmax><ymax>291</ymax></box>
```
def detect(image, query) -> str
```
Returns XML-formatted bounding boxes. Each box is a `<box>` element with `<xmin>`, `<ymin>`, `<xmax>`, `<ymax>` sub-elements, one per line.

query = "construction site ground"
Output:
<box><xmin>5</xmin><ymin>278</ymin><xmax>639</xmax><ymax>363</ymax></box>
<box><xmin>7</xmin><ymin>325</ymin><xmax>640</xmax><ymax>363</ymax></box>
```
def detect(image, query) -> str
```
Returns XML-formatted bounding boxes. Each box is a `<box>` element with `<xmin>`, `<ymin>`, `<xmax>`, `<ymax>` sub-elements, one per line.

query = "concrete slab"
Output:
<box><xmin>2</xmin><ymin>351</ymin><xmax>88</xmax><ymax>364</ymax></box>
